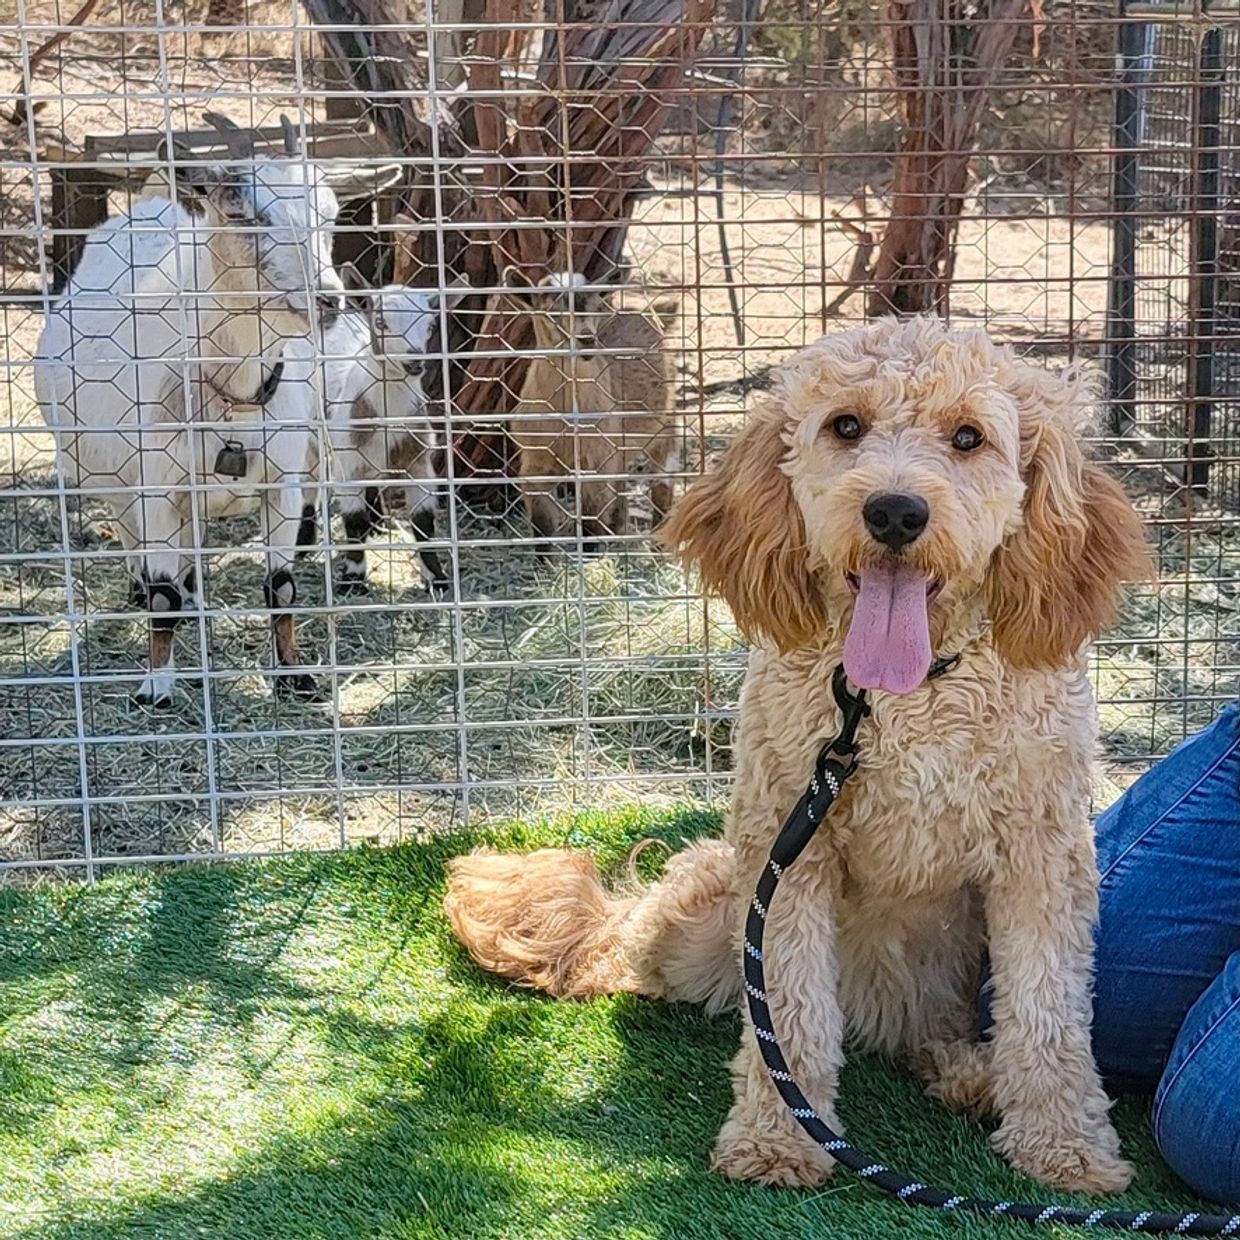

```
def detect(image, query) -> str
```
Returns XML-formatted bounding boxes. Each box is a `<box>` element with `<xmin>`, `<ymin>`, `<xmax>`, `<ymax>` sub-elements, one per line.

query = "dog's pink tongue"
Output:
<box><xmin>843</xmin><ymin>564</ymin><xmax>932</xmax><ymax>695</ymax></box>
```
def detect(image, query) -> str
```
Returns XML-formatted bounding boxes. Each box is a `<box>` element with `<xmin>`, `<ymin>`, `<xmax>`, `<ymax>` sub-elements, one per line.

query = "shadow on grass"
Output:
<box><xmin>0</xmin><ymin>812</ymin><xmax>711</xmax><ymax>1136</ymax></box>
<box><xmin>0</xmin><ymin>812</ymin><xmax>1217</xmax><ymax>1240</ymax></box>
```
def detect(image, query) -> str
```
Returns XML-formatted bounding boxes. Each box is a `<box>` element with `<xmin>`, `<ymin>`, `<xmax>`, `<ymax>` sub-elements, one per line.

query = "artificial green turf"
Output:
<box><xmin>0</xmin><ymin>808</ymin><xmax>1214</xmax><ymax>1240</ymax></box>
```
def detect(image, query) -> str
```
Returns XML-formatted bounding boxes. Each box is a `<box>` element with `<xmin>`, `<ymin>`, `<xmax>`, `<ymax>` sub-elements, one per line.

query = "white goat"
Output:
<box><xmin>297</xmin><ymin>270</ymin><xmax>470</xmax><ymax>594</ymax></box>
<box><xmin>35</xmin><ymin>113</ymin><xmax>344</xmax><ymax>706</ymax></box>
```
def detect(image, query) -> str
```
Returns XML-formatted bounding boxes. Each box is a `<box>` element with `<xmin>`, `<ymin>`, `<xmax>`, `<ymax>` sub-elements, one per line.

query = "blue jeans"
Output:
<box><xmin>978</xmin><ymin>704</ymin><xmax>1240</xmax><ymax>1203</ymax></box>
<box><xmin>1092</xmin><ymin>703</ymin><xmax>1240</xmax><ymax>1204</ymax></box>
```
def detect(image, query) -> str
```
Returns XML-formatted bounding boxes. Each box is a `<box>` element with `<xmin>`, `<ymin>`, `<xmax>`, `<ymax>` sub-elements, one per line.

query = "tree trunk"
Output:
<box><xmin>867</xmin><ymin>0</ymin><xmax>1029</xmax><ymax>316</ymax></box>
<box><xmin>304</xmin><ymin>0</ymin><xmax>714</xmax><ymax>482</ymax></box>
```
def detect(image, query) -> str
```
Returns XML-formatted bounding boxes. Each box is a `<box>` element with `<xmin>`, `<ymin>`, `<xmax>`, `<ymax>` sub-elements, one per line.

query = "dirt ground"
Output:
<box><xmin>0</xmin><ymin>32</ymin><xmax>1233</xmax><ymax>877</ymax></box>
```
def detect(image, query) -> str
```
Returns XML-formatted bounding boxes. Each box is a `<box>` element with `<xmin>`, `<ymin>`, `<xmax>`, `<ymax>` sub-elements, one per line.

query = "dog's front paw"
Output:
<box><xmin>711</xmin><ymin>1119</ymin><xmax>834</xmax><ymax>1188</ymax></box>
<box><xmin>993</xmin><ymin>1120</ymin><xmax>1134</xmax><ymax>1194</ymax></box>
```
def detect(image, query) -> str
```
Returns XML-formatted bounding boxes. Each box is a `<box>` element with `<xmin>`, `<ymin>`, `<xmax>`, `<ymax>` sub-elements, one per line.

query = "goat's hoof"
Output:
<box><xmin>133</xmin><ymin>687</ymin><xmax>173</xmax><ymax>709</ymax></box>
<box><xmin>420</xmin><ymin>562</ymin><xmax>452</xmax><ymax>598</ymax></box>
<box><xmin>335</xmin><ymin>576</ymin><xmax>370</xmax><ymax>598</ymax></box>
<box><xmin>273</xmin><ymin>671</ymin><xmax>325</xmax><ymax>703</ymax></box>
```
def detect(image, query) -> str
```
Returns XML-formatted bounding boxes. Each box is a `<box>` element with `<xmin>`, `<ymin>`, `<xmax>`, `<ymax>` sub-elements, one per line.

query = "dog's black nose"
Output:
<box><xmin>863</xmin><ymin>492</ymin><xmax>929</xmax><ymax>551</ymax></box>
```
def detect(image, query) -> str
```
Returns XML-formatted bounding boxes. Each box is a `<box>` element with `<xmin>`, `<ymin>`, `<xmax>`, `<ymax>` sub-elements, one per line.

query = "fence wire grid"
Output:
<box><xmin>0</xmin><ymin>0</ymin><xmax>1236</xmax><ymax>880</ymax></box>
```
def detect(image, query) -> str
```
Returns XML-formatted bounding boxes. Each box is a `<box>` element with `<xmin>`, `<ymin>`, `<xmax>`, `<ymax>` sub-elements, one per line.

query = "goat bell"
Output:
<box><xmin>214</xmin><ymin>440</ymin><xmax>249</xmax><ymax>478</ymax></box>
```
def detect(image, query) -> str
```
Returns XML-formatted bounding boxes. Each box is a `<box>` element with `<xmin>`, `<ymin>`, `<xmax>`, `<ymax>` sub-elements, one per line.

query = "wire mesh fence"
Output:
<box><xmin>0</xmin><ymin>0</ymin><xmax>1236</xmax><ymax>879</ymax></box>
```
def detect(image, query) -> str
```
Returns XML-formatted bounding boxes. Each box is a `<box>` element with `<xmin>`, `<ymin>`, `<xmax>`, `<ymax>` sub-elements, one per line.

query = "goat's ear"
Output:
<box><xmin>439</xmin><ymin>273</ymin><xmax>471</xmax><ymax>306</ymax></box>
<box><xmin>651</xmin><ymin>294</ymin><xmax>679</xmax><ymax>333</ymax></box>
<box><xmin>157</xmin><ymin>138</ymin><xmax>221</xmax><ymax>202</ymax></box>
<box><xmin>535</xmin><ymin>272</ymin><xmax>586</xmax><ymax>301</ymax></box>
<box><xmin>501</xmin><ymin>264</ymin><xmax>533</xmax><ymax>292</ymax></box>
<box><xmin>985</xmin><ymin>366</ymin><xmax>1152</xmax><ymax>669</ymax></box>
<box><xmin>388</xmin><ymin>213</ymin><xmax>419</xmax><ymax>282</ymax></box>
<box><xmin>658</xmin><ymin>399</ymin><xmax>826</xmax><ymax>652</ymax></box>
<box><xmin>499</xmin><ymin>265</ymin><xmax>535</xmax><ymax>308</ymax></box>
<box><xmin>582</xmin><ymin>290</ymin><xmax>609</xmax><ymax>318</ymax></box>
<box><xmin>389</xmin><ymin>213</ymin><xmax>418</xmax><ymax>259</ymax></box>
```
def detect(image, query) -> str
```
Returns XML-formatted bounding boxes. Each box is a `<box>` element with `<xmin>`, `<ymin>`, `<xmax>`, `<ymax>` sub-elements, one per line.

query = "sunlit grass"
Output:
<box><xmin>0</xmin><ymin>809</ymin><xmax>1212</xmax><ymax>1240</ymax></box>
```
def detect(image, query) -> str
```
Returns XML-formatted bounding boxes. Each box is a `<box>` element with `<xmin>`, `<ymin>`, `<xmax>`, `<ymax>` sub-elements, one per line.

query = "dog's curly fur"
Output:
<box><xmin>445</xmin><ymin>316</ymin><xmax>1152</xmax><ymax>1195</ymax></box>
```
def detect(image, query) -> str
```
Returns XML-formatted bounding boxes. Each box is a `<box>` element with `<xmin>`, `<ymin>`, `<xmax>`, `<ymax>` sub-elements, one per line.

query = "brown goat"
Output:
<box><xmin>505</xmin><ymin>272</ymin><xmax>678</xmax><ymax>545</ymax></box>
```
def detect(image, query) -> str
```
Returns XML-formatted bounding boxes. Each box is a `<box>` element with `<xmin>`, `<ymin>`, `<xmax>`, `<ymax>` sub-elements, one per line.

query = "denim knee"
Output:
<box><xmin>1152</xmin><ymin>952</ymin><xmax>1240</xmax><ymax>1205</ymax></box>
<box><xmin>1093</xmin><ymin>703</ymin><xmax>1240</xmax><ymax>1086</ymax></box>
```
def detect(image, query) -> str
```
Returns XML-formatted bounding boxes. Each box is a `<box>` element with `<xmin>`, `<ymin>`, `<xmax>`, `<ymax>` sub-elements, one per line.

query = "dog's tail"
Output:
<box><xmin>444</xmin><ymin>839</ymin><xmax>740</xmax><ymax>1012</ymax></box>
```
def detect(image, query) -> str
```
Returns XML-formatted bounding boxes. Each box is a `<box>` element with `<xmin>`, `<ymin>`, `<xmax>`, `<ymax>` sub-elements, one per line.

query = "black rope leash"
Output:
<box><xmin>742</xmin><ymin>665</ymin><xmax>1240</xmax><ymax>1236</ymax></box>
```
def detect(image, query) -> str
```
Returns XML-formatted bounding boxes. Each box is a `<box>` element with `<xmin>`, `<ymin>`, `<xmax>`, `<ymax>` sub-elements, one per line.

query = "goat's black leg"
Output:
<box><xmin>410</xmin><ymin>506</ymin><xmax>450</xmax><ymax>594</ymax></box>
<box><xmin>264</xmin><ymin>483</ymin><xmax>321</xmax><ymax>702</ymax></box>
<box><xmin>294</xmin><ymin>502</ymin><xmax>318</xmax><ymax>560</ymax></box>
<box><xmin>177</xmin><ymin>565</ymin><xmax>205</xmax><ymax>689</ymax></box>
<box><xmin>265</xmin><ymin>567</ymin><xmax>322</xmax><ymax>701</ymax></box>
<box><xmin>337</xmin><ymin>487</ymin><xmax>384</xmax><ymax>596</ymax></box>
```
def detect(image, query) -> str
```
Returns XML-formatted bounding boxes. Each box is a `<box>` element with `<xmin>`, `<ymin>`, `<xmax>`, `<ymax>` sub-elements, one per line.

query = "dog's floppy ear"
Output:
<box><xmin>985</xmin><ymin>364</ymin><xmax>1151</xmax><ymax>669</ymax></box>
<box><xmin>658</xmin><ymin>400</ymin><xmax>826</xmax><ymax>652</ymax></box>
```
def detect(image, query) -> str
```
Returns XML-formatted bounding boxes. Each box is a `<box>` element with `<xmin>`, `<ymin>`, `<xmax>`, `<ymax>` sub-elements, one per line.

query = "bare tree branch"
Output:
<box><xmin>866</xmin><ymin>0</ymin><xmax>1030</xmax><ymax>316</ymax></box>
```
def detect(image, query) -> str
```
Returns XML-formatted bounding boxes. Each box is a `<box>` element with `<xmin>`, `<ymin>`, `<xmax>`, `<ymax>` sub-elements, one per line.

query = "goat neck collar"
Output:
<box><xmin>207</xmin><ymin>360</ymin><xmax>285</xmax><ymax>408</ymax></box>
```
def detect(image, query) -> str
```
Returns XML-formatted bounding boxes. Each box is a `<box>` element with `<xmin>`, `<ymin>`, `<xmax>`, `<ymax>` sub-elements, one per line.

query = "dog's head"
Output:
<box><xmin>661</xmin><ymin>317</ymin><xmax>1150</xmax><ymax>693</ymax></box>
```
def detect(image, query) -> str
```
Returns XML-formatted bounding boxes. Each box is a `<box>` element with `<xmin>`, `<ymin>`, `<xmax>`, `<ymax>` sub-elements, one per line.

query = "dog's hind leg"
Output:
<box><xmin>914</xmin><ymin>1038</ymin><xmax>997</xmax><ymax>1119</ymax></box>
<box><xmin>625</xmin><ymin>840</ymin><xmax>739</xmax><ymax>1011</ymax></box>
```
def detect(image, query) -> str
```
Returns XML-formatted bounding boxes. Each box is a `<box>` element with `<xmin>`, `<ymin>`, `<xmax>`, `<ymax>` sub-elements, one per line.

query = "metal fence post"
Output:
<box><xmin>1107</xmin><ymin>5</ymin><xmax>1149</xmax><ymax>435</ymax></box>
<box><xmin>1187</xmin><ymin>23</ymin><xmax>1224</xmax><ymax>497</ymax></box>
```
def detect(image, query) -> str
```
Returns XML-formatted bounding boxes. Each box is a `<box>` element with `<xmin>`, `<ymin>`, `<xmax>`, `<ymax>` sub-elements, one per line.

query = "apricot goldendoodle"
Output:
<box><xmin>445</xmin><ymin>316</ymin><xmax>1152</xmax><ymax>1195</ymax></box>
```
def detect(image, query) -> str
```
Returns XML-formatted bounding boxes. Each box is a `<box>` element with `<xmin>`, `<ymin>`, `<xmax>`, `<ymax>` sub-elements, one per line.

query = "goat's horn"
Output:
<box><xmin>203</xmin><ymin>110</ymin><xmax>254</xmax><ymax>161</ymax></box>
<box><xmin>279</xmin><ymin>114</ymin><xmax>299</xmax><ymax>156</ymax></box>
<box><xmin>501</xmin><ymin>264</ymin><xmax>532</xmax><ymax>290</ymax></box>
<box><xmin>157</xmin><ymin>136</ymin><xmax>197</xmax><ymax>166</ymax></box>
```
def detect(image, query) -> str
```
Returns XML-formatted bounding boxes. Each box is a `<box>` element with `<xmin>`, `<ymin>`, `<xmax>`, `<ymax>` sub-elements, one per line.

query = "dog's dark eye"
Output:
<box><xmin>952</xmin><ymin>425</ymin><xmax>985</xmax><ymax>452</ymax></box>
<box><xmin>830</xmin><ymin>413</ymin><xmax>864</xmax><ymax>441</ymax></box>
